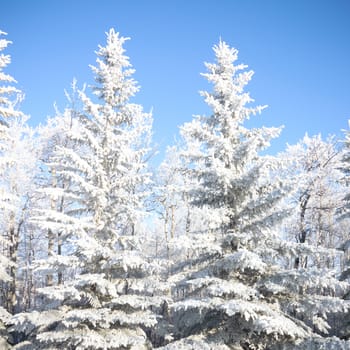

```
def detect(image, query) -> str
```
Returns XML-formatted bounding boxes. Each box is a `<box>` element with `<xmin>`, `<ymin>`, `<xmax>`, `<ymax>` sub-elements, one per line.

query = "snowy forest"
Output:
<box><xmin>0</xmin><ymin>27</ymin><xmax>350</xmax><ymax>349</ymax></box>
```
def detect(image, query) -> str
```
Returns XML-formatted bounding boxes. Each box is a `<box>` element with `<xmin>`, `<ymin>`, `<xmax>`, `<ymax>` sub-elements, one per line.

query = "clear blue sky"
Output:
<box><xmin>1</xmin><ymin>0</ymin><xmax>350</xmax><ymax>159</ymax></box>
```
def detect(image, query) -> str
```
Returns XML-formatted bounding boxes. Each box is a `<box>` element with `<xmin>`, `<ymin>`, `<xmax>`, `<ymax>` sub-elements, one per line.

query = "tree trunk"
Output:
<box><xmin>57</xmin><ymin>231</ymin><xmax>63</xmax><ymax>285</ymax></box>
<box><xmin>46</xmin><ymin>228</ymin><xmax>54</xmax><ymax>286</ymax></box>
<box><xmin>6</xmin><ymin>217</ymin><xmax>21</xmax><ymax>314</ymax></box>
<box><xmin>46</xmin><ymin>167</ymin><xmax>57</xmax><ymax>286</ymax></box>
<box><xmin>294</xmin><ymin>192</ymin><xmax>311</xmax><ymax>269</ymax></box>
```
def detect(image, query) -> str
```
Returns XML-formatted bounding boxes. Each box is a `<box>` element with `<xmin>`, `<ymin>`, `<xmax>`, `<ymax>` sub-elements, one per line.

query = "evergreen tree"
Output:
<box><xmin>180</xmin><ymin>40</ymin><xmax>284</xmax><ymax>234</ymax></box>
<box><xmin>158</xmin><ymin>40</ymin><xmax>350</xmax><ymax>350</ymax></box>
<box><xmin>0</xmin><ymin>30</ymin><xmax>22</xmax><ymax>123</ymax></box>
<box><xmin>10</xmin><ymin>28</ymin><xmax>166</xmax><ymax>350</ymax></box>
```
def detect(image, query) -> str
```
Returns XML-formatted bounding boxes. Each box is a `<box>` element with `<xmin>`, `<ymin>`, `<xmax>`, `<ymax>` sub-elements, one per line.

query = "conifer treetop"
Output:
<box><xmin>200</xmin><ymin>39</ymin><xmax>266</xmax><ymax>129</ymax></box>
<box><xmin>90</xmin><ymin>28</ymin><xmax>138</xmax><ymax>108</ymax></box>
<box><xmin>0</xmin><ymin>30</ymin><xmax>23</xmax><ymax>121</ymax></box>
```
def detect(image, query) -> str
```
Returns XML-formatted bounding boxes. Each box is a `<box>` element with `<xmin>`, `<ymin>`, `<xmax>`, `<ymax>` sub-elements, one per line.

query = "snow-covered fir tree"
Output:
<box><xmin>179</xmin><ymin>40</ymin><xmax>284</xmax><ymax>234</ymax></box>
<box><xmin>0</xmin><ymin>30</ymin><xmax>22</xmax><ymax>123</ymax></box>
<box><xmin>157</xmin><ymin>40</ymin><xmax>350</xmax><ymax>349</ymax></box>
<box><xmin>10</xmin><ymin>28</ymin><xmax>168</xmax><ymax>350</ymax></box>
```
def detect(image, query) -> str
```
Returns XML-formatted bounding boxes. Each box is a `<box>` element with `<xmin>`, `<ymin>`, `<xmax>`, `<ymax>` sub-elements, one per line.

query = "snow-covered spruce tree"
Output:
<box><xmin>180</xmin><ymin>40</ymin><xmax>284</xmax><ymax>235</ymax></box>
<box><xmin>10</xmin><ymin>29</ymin><xmax>168</xmax><ymax>349</ymax></box>
<box><xmin>0</xmin><ymin>30</ymin><xmax>22</xmax><ymax>123</ymax></box>
<box><xmin>158</xmin><ymin>41</ymin><xmax>350</xmax><ymax>349</ymax></box>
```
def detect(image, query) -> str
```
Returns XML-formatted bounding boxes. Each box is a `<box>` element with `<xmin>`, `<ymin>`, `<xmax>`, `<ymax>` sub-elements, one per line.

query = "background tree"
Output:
<box><xmin>153</xmin><ymin>145</ymin><xmax>211</xmax><ymax>277</ymax></box>
<box><xmin>0</xmin><ymin>31</ymin><xmax>40</xmax><ymax>317</ymax></box>
<box><xmin>278</xmin><ymin>134</ymin><xmax>344</xmax><ymax>270</ymax></box>
<box><xmin>337</xmin><ymin>122</ymin><xmax>350</xmax><ymax>328</ymax></box>
<box><xmin>31</xmin><ymin>79</ymin><xmax>82</xmax><ymax>291</ymax></box>
<box><xmin>338</xmin><ymin>122</ymin><xmax>350</xmax><ymax>224</ymax></box>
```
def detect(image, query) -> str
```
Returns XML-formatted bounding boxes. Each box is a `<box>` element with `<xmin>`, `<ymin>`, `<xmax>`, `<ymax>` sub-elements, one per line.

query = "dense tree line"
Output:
<box><xmin>0</xmin><ymin>28</ymin><xmax>350</xmax><ymax>349</ymax></box>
